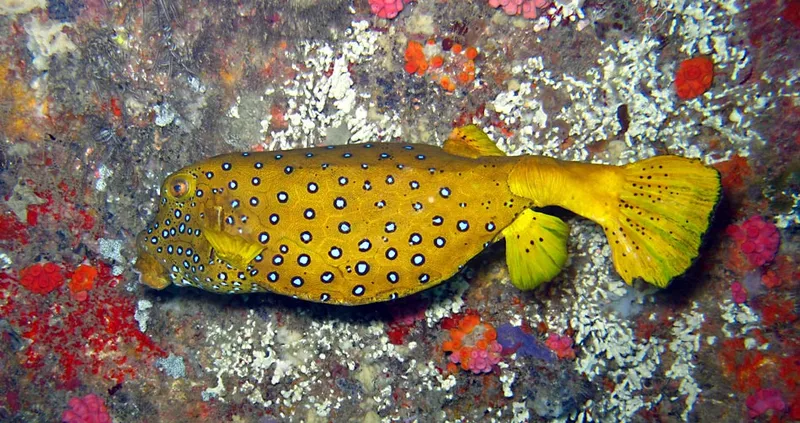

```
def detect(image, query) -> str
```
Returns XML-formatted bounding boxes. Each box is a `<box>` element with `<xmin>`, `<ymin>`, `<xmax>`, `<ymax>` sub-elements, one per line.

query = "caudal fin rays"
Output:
<box><xmin>606</xmin><ymin>156</ymin><xmax>720</xmax><ymax>287</ymax></box>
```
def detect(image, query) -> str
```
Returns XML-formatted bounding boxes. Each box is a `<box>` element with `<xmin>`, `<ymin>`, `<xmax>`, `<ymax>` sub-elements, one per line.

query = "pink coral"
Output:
<box><xmin>442</xmin><ymin>313</ymin><xmax>503</xmax><ymax>374</ymax></box>
<box><xmin>726</xmin><ymin>216</ymin><xmax>780</xmax><ymax>267</ymax></box>
<box><xmin>746</xmin><ymin>388</ymin><xmax>786</xmax><ymax>418</ymax></box>
<box><xmin>730</xmin><ymin>281</ymin><xmax>747</xmax><ymax>304</ymax></box>
<box><xmin>488</xmin><ymin>0</ymin><xmax>551</xmax><ymax>19</ymax></box>
<box><xmin>369</xmin><ymin>0</ymin><xmax>410</xmax><ymax>19</ymax></box>
<box><xmin>545</xmin><ymin>333</ymin><xmax>576</xmax><ymax>360</ymax></box>
<box><xmin>62</xmin><ymin>394</ymin><xmax>111</xmax><ymax>423</ymax></box>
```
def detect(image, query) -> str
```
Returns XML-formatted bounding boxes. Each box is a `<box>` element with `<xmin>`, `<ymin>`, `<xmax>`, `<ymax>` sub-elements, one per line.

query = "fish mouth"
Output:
<box><xmin>133</xmin><ymin>229</ymin><xmax>171</xmax><ymax>290</ymax></box>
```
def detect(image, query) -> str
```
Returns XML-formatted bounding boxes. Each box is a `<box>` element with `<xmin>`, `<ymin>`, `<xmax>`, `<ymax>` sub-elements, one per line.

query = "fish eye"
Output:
<box><xmin>164</xmin><ymin>174</ymin><xmax>192</xmax><ymax>200</ymax></box>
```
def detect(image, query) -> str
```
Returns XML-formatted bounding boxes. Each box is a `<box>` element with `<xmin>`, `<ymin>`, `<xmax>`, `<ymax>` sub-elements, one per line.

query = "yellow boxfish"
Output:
<box><xmin>135</xmin><ymin>125</ymin><xmax>720</xmax><ymax>305</ymax></box>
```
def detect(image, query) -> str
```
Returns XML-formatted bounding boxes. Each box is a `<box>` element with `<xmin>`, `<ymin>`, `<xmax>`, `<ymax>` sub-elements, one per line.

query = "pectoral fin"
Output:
<box><xmin>502</xmin><ymin>209</ymin><xmax>569</xmax><ymax>291</ymax></box>
<box><xmin>203</xmin><ymin>229</ymin><xmax>264</xmax><ymax>270</ymax></box>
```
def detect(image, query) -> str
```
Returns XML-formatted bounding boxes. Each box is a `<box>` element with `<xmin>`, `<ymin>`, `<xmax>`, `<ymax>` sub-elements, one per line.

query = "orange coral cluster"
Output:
<box><xmin>403</xmin><ymin>39</ymin><xmax>479</xmax><ymax>92</ymax></box>
<box><xmin>69</xmin><ymin>263</ymin><xmax>99</xmax><ymax>301</ymax></box>
<box><xmin>442</xmin><ymin>313</ymin><xmax>502</xmax><ymax>374</ymax></box>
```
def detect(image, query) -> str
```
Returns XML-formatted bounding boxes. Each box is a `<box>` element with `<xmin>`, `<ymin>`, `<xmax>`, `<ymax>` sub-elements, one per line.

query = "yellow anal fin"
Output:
<box><xmin>501</xmin><ymin>209</ymin><xmax>569</xmax><ymax>291</ymax></box>
<box><xmin>204</xmin><ymin>229</ymin><xmax>264</xmax><ymax>270</ymax></box>
<box><xmin>607</xmin><ymin>156</ymin><xmax>721</xmax><ymax>287</ymax></box>
<box><xmin>444</xmin><ymin>125</ymin><xmax>506</xmax><ymax>158</ymax></box>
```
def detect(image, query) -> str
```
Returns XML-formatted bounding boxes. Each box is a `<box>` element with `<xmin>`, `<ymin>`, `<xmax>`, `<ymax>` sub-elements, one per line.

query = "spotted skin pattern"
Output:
<box><xmin>136</xmin><ymin>143</ymin><xmax>530</xmax><ymax>305</ymax></box>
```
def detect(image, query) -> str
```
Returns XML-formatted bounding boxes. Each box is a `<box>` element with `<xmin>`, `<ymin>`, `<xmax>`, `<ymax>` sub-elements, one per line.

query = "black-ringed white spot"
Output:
<box><xmin>334</xmin><ymin>197</ymin><xmax>347</xmax><ymax>209</ymax></box>
<box><xmin>329</xmin><ymin>247</ymin><xmax>342</xmax><ymax>259</ymax></box>
<box><xmin>196</xmin><ymin>189</ymin><xmax>204</xmax><ymax>197</ymax></box>
<box><xmin>305</xmin><ymin>152</ymin><xmax>314</xmax><ymax>158</ymax></box>
<box><xmin>403</xmin><ymin>145</ymin><xmax>414</xmax><ymax>150</ymax></box>
<box><xmin>225</xmin><ymin>216</ymin><xmax>234</xmax><ymax>225</ymax></box>
<box><xmin>297</xmin><ymin>254</ymin><xmax>311</xmax><ymax>266</ymax></box>
<box><xmin>361</xmin><ymin>163</ymin><xmax>369</xmax><ymax>169</ymax></box>
<box><xmin>291</xmin><ymin>277</ymin><xmax>304</xmax><ymax>287</ymax></box>
<box><xmin>222</xmin><ymin>162</ymin><xmax>231</xmax><ymax>171</ymax></box>
<box><xmin>411</xmin><ymin>254</ymin><xmax>425</xmax><ymax>266</ymax></box>
<box><xmin>174</xmin><ymin>209</ymin><xmax>182</xmax><ymax>218</ymax></box>
<box><xmin>409</xmin><ymin>233</ymin><xmax>422</xmax><ymax>245</ymax></box>
<box><xmin>307</xmin><ymin>182</ymin><xmax>318</xmax><ymax>193</ymax></box>
<box><xmin>250</xmin><ymin>197</ymin><xmax>259</xmax><ymax>206</ymax></box>
<box><xmin>409</xmin><ymin>181</ymin><xmax>420</xmax><ymax>189</ymax></box>
<box><xmin>231</xmin><ymin>200</ymin><xmax>240</xmax><ymax>208</ymax></box>
<box><xmin>304</xmin><ymin>208</ymin><xmax>316</xmax><ymax>219</ymax></box>
<box><xmin>338</xmin><ymin>176</ymin><xmax>348</xmax><ymax>186</ymax></box>
<box><xmin>419</xmin><ymin>273</ymin><xmax>430</xmax><ymax>283</ymax></box>
<box><xmin>284</xmin><ymin>166</ymin><xmax>293</xmax><ymax>174</ymax></box>
<box><xmin>363</xmin><ymin>181</ymin><xmax>372</xmax><ymax>191</ymax></box>
<box><xmin>355</xmin><ymin>261</ymin><xmax>369</xmax><ymax>275</ymax></box>
<box><xmin>300</xmin><ymin>231</ymin><xmax>312</xmax><ymax>243</ymax></box>
<box><xmin>267</xmin><ymin>271</ymin><xmax>279</xmax><ymax>282</ymax></box>
<box><xmin>485</xmin><ymin>222</ymin><xmax>496</xmax><ymax>232</ymax></box>
<box><xmin>269</xmin><ymin>214</ymin><xmax>280</xmax><ymax>224</ymax></box>
<box><xmin>338</xmin><ymin>221</ymin><xmax>351</xmax><ymax>234</ymax></box>
<box><xmin>255</xmin><ymin>162</ymin><xmax>263</xmax><ymax>169</ymax></box>
<box><xmin>205</xmin><ymin>171</ymin><xmax>214</xmax><ymax>179</ymax></box>
<box><xmin>228</xmin><ymin>180</ymin><xmax>238</xmax><ymax>190</ymax></box>
<box><xmin>251</xmin><ymin>177</ymin><xmax>261</xmax><ymax>186</ymax></box>
<box><xmin>457</xmin><ymin>220</ymin><xmax>470</xmax><ymax>232</ymax></box>
<box><xmin>218</xmin><ymin>272</ymin><xmax>227</xmax><ymax>280</ymax></box>
<box><xmin>358</xmin><ymin>239</ymin><xmax>371</xmax><ymax>252</ymax></box>
<box><xmin>432</xmin><ymin>216</ymin><xmax>443</xmax><ymax>226</ymax></box>
<box><xmin>385</xmin><ymin>222</ymin><xmax>396</xmax><ymax>233</ymax></box>
<box><xmin>434</xmin><ymin>237</ymin><xmax>446</xmax><ymax>248</ymax></box>
<box><xmin>416</xmin><ymin>154</ymin><xmax>426</xmax><ymax>160</ymax></box>
<box><xmin>343</xmin><ymin>152</ymin><xmax>352</xmax><ymax>158</ymax></box>
<box><xmin>412</xmin><ymin>202</ymin><xmax>423</xmax><ymax>211</ymax></box>
<box><xmin>385</xmin><ymin>175</ymin><xmax>395</xmax><ymax>185</ymax></box>
<box><xmin>440</xmin><ymin>187</ymin><xmax>451</xmax><ymax>198</ymax></box>
<box><xmin>385</xmin><ymin>248</ymin><xmax>398</xmax><ymax>260</ymax></box>
<box><xmin>272</xmin><ymin>255</ymin><xmax>283</xmax><ymax>265</ymax></box>
<box><xmin>375</xmin><ymin>200</ymin><xmax>386</xmax><ymax>208</ymax></box>
<box><xmin>277</xmin><ymin>191</ymin><xmax>288</xmax><ymax>203</ymax></box>
<box><xmin>352</xmin><ymin>285</ymin><xmax>365</xmax><ymax>296</ymax></box>
<box><xmin>320</xmin><ymin>293</ymin><xmax>330</xmax><ymax>302</ymax></box>
<box><xmin>280</xmin><ymin>244</ymin><xmax>289</xmax><ymax>254</ymax></box>
<box><xmin>380</xmin><ymin>152</ymin><xmax>390</xmax><ymax>159</ymax></box>
<box><xmin>320</xmin><ymin>272</ymin><xmax>334</xmax><ymax>283</ymax></box>
<box><xmin>387</xmin><ymin>272</ymin><xmax>399</xmax><ymax>283</ymax></box>
<box><xmin>274</xmin><ymin>154</ymin><xmax>283</xmax><ymax>160</ymax></box>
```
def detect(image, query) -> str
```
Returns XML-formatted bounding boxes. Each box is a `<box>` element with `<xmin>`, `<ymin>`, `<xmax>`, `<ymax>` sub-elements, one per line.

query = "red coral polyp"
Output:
<box><xmin>18</xmin><ymin>262</ymin><xmax>64</xmax><ymax>295</ymax></box>
<box><xmin>675</xmin><ymin>56</ymin><xmax>714</xmax><ymax>100</ymax></box>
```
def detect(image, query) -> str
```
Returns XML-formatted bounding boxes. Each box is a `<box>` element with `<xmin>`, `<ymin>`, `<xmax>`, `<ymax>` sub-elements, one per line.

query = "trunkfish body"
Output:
<box><xmin>135</xmin><ymin>126</ymin><xmax>720</xmax><ymax>305</ymax></box>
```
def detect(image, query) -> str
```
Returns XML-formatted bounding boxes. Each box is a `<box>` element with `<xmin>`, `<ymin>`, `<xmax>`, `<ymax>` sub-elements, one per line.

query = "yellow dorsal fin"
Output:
<box><xmin>501</xmin><ymin>209</ymin><xmax>569</xmax><ymax>290</ymax></box>
<box><xmin>204</xmin><ymin>229</ymin><xmax>264</xmax><ymax>270</ymax></box>
<box><xmin>443</xmin><ymin>125</ymin><xmax>506</xmax><ymax>158</ymax></box>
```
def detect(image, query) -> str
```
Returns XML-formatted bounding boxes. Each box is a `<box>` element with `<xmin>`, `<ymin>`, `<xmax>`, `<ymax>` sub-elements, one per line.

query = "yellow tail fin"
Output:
<box><xmin>508</xmin><ymin>155</ymin><xmax>720</xmax><ymax>288</ymax></box>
